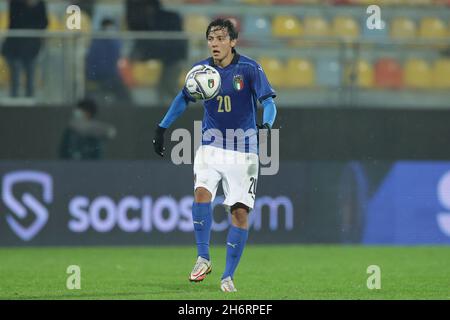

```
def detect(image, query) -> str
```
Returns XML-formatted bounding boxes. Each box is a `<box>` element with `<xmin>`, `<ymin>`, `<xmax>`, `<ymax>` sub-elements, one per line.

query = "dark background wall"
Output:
<box><xmin>1</xmin><ymin>106</ymin><xmax>450</xmax><ymax>160</ymax></box>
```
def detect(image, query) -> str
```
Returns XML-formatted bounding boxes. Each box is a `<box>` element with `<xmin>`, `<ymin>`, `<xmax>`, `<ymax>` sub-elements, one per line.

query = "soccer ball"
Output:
<box><xmin>184</xmin><ymin>65</ymin><xmax>221</xmax><ymax>101</ymax></box>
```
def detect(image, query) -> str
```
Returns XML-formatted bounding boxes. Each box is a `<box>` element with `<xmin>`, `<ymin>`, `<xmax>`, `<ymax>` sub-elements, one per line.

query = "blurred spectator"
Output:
<box><xmin>59</xmin><ymin>99</ymin><xmax>117</xmax><ymax>160</ymax></box>
<box><xmin>1</xmin><ymin>0</ymin><xmax>48</xmax><ymax>98</ymax></box>
<box><xmin>126</xmin><ymin>0</ymin><xmax>187</xmax><ymax>104</ymax></box>
<box><xmin>86</xmin><ymin>18</ymin><xmax>131</xmax><ymax>105</ymax></box>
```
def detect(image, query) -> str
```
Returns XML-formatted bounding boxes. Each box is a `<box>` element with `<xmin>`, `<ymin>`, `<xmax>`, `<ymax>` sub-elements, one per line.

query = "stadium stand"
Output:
<box><xmin>271</xmin><ymin>15</ymin><xmax>303</xmax><ymax>38</ymax></box>
<box><xmin>375</xmin><ymin>58</ymin><xmax>404</xmax><ymax>89</ymax></box>
<box><xmin>344</xmin><ymin>59</ymin><xmax>374</xmax><ymax>88</ymax></box>
<box><xmin>0</xmin><ymin>56</ymin><xmax>9</xmax><ymax>87</ymax></box>
<box><xmin>258</xmin><ymin>56</ymin><xmax>284</xmax><ymax>88</ymax></box>
<box><xmin>390</xmin><ymin>17</ymin><xmax>417</xmax><ymax>40</ymax></box>
<box><xmin>317</xmin><ymin>59</ymin><xmax>342</xmax><ymax>87</ymax></box>
<box><xmin>332</xmin><ymin>16</ymin><xmax>360</xmax><ymax>39</ymax></box>
<box><xmin>286</xmin><ymin>57</ymin><xmax>315</xmax><ymax>88</ymax></box>
<box><xmin>404</xmin><ymin>58</ymin><xmax>432</xmax><ymax>89</ymax></box>
<box><xmin>0</xmin><ymin>0</ymin><xmax>449</xmax><ymax>107</ymax></box>
<box><xmin>0</xmin><ymin>10</ymin><xmax>8</xmax><ymax>31</ymax></box>
<box><xmin>419</xmin><ymin>16</ymin><xmax>447</xmax><ymax>39</ymax></box>
<box><xmin>132</xmin><ymin>60</ymin><xmax>163</xmax><ymax>87</ymax></box>
<box><xmin>303</xmin><ymin>16</ymin><xmax>330</xmax><ymax>38</ymax></box>
<box><xmin>243</xmin><ymin>15</ymin><xmax>271</xmax><ymax>35</ymax></box>
<box><xmin>48</xmin><ymin>13</ymin><xmax>63</xmax><ymax>31</ymax></box>
<box><xmin>433</xmin><ymin>58</ymin><xmax>450</xmax><ymax>88</ymax></box>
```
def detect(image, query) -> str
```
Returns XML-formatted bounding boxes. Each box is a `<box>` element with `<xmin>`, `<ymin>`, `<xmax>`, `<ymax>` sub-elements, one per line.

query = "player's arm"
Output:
<box><xmin>258</xmin><ymin>96</ymin><xmax>277</xmax><ymax>134</ymax></box>
<box><xmin>251</xmin><ymin>63</ymin><xmax>277</xmax><ymax>135</ymax></box>
<box><xmin>152</xmin><ymin>90</ymin><xmax>192</xmax><ymax>157</ymax></box>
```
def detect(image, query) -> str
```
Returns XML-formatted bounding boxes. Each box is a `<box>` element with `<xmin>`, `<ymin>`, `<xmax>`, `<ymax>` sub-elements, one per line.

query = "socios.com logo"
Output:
<box><xmin>1</xmin><ymin>171</ymin><xmax>52</xmax><ymax>241</ymax></box>
<box><xmin>67</xmin><ymin>195</ymin><xmax>293</xmax><ymax>233</ymax></box>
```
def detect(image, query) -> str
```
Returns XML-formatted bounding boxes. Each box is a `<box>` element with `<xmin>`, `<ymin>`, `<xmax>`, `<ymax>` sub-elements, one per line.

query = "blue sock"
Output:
<box><xmin>192</xmin><ymin>202</ymin><xmax>212</xmax><ymax>261</ymax></box>
<box><xmin>222</xmin><ymin>225</ymin><xmax>248</xmax><ymax>280</ymax></box>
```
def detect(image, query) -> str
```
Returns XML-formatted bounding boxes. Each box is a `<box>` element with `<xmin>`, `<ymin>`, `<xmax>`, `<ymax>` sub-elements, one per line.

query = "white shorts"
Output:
<box><xmin>193</xmin><ymin>145</ymin><xmax>259</xmax><ymax>211</ymax></box>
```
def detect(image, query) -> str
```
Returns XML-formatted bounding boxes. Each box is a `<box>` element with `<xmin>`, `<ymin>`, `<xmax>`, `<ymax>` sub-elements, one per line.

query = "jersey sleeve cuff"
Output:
<box><xmin>258</xmin><ymin>93</ymin><xmax>276</xmax><ymax>103</ymax></box>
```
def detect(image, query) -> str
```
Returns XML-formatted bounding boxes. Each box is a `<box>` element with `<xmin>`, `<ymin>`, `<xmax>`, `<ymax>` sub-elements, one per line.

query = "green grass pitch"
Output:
<box><xmin>0</xmin><ymin>245</ymin><xmax>448</xmax><ymax>300</ymax></box>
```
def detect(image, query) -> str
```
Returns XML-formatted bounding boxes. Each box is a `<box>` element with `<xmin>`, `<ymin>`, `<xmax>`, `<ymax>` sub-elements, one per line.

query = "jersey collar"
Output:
<box><xmin>208</xmin><ymin>49</ymin><xmax>240</xmax><ymax>69</ymax></box>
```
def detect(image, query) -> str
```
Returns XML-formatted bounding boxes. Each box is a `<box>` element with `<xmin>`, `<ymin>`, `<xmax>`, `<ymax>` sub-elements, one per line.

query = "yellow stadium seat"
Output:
<box><xmin>258</xmin><ymin>57</ymin><xmax>284</xmax><ymax>88</ymax></box>
<box><xmin>356</xmin><ymin>60</ymin><xmax>374</xmax><ymax>88</ymax></box>
<box><xmin>272</xmin><ymin>15</ymin><xmax>303</xmax><ymax>38</ymax></box>
<box><xmin>184</xmin><ymin>14</ymin><xmax>210</xmax><ymax>34</ymax></box>
<box><xmin>285</xmin><ymin>58</ymin><xmax>315</xmax><ymax>88</ymax></box>
<box><xmin>355</xmin><ymin>0</ymin><xmax>412</xmax><ymax>4</ymax></box>
<box><xmin>48</xmin><ymin>14</ymin><xmax>63</xmax><ymax>31</ymax></box>
<box><xmin>0</xmin><ymin>56</ymin><xmax>10</xmax><ymax>86</ymax></box>
<box><xmin>344</xmin><ymin>60</ymin><xmax>374</xmax><ymax>88</ymax></box>
<box><xmin>80</xmin><ymin>11</ymin><xmax>92</xmax><ymax>33</ymax></box>
<box><xmin>419</xmin><ymin>17</ymin><xmax>447</xmax><ymax>39</ymax></box>
<box><xmin>45</xmin><ymin>14</ymin><xmax>64</xmax><ymax>47</ymax></box>
<box><xmin>379</xmin><ymin>0</ymin><xmax>405</xmax><ymax>4</ymax></box>
<box><xmin>294</xmin><ymin>0</ymin><xmax>319</xmax><ymax>3</ymax></box>
<box><xmin>390</xmin><ymin>17</ymin><xmax>417</xmax><ymax>40</ymax></box>
<box><xmin>132</xmin><ymin>60</ymin><xmax>163</xmax><ymax>87</ymax></box>
<box><xmin>405</xmin><ymin>0</ymin><xmax>433</xmax><ymax>5</ymax></box>
<box><xmin>0</xmin><ymin>11</ymin><xmax>9</xmax><ymax>31</ymax></box>
<box><xmin>351</xmin><ymin>0</ymin><xmax>378</xmax><ymax>4</ymax></box>
<box><xmin>433</xmin><ymin>59</ymin><xmax>450</xmax><ymax>89</ymax></box>
<box><xmin>333</xmin><ymin>16</ymin><xmax>360</xmax><ymax>40</ymax></box>
<box><xmin>303</xmin><ymin>16</ymin><xmax>330</xmax><ymax>38</ymax></box>
<box><xmin>242</xmin><ymin>0</ymin><xmax>272</xmax><ymax>4</ymax></box>
<box><xmin>404</xmin><ymin>58</ymin><xmax>432</xmax><ymax>89</ymax></box>
<box><xmin>183</xmin><ymin>14</ymin><xmax>209</xmax><ymax>50</ymax></box>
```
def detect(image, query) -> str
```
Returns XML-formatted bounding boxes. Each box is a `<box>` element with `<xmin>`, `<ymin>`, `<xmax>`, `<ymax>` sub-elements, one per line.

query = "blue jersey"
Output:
<box><xmin>182</xmin><ymin>51</ymin><xmax>276</xmax><ymax>154</ymax></box>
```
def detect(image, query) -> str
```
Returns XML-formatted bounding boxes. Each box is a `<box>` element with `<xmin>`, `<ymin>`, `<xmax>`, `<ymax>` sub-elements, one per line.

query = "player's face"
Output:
<box><xmin>207</xmin><ymin>27</ymin><xmax>236</xmax><ymax>65</ymax></box>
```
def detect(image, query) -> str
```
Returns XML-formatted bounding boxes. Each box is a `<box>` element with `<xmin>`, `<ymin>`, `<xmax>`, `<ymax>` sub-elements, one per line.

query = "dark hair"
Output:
<box><xmin>77</xmin><ymin>99</ymin><xmax>97</xmax><ymax>117</ymax></box>
<box><xmin>206</xmin><ymin>18</ymin><xmax>238</xmax><ymax>40</ymax></box>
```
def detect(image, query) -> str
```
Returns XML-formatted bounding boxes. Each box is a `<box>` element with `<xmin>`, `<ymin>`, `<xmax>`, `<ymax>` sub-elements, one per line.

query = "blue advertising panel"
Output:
<box><xmin>364</xmin><ymin>162</ymin><xmax>450</xmax><ymax>244</ymax></box>
<box><xmin>0</xmin><ymin>161</ymin><xmax>303</xmax><ymax>246</ymax></box>
<box><xmin>1</xmin><ymin>161</ymin><xmax>450</xmax><ymax>246</ymax></box>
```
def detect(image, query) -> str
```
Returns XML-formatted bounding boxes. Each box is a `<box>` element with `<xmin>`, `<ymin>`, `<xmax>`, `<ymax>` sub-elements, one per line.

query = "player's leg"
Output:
<box><xmin>221</xmin><ymin>203</ymin><xmax>249</xmax><ymax>292</ymax></box>
<box><xmin>193</xmin><ymin>187</ymin><xmax>213</xmax><ymax>261</ymax></box>
<box><xmin>190</xmin><ymin>146</ymin><xmax>221</xmax><ymax>282</ymax></box>
<box><xmin>220</xmin><ymin>151</ymin><xmax>259</xmax><ymax>292</ymax></box>
<box><xmin>190</xmin><ymin>187</ymin><xmax>214</xmax><ymax>282</ymax></box>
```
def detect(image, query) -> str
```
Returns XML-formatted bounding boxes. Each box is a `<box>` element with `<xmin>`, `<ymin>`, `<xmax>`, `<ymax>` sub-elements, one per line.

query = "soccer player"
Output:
<box><xmin>152</xmin><ymin>18</ymin><xmax>277</xmax><ymax>292</ymax></box>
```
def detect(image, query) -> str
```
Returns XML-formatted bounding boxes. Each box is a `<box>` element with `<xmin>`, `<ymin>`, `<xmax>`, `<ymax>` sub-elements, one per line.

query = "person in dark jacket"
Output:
<box><xmin>59</xmin><ymin>99</ymin><xmax>117</xmax><ymax>160</ymax></box>
<box><xmin>1</xmin><ymin>0</ymin><xmax>48</xmax><ymax>97</ymax></box>
<box><xmin>126</xmin><ymin>0</ymin><xmax>187</xmax><ymax>104</ymax></box>
<box><xmin>86</xmin><ymin>18</ymin><xmax>131</xmax><ymax>105</ymax></box>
